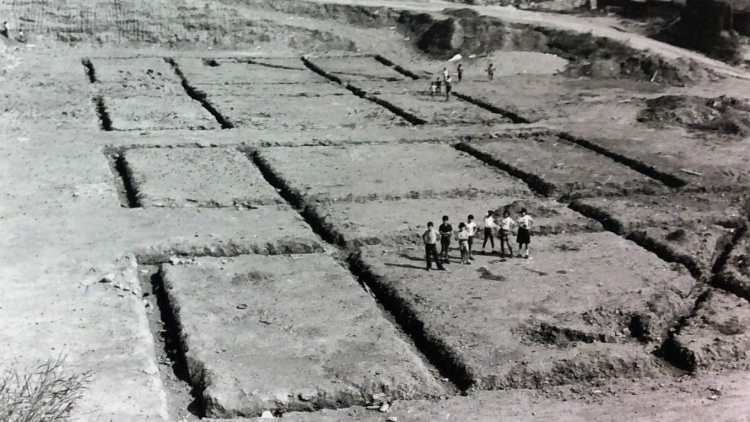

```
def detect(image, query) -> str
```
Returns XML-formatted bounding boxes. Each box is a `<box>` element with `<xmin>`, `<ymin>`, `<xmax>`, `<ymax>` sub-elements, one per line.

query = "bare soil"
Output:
<box><xmin>353</xmin><ymin>232</ymin><xmax>696</xmax><ymax>389</ymax></box>
<box><xmin>458</xmin><ymin>131</ymin><xmax>668</xmax><ymax>199</ymax></box>
<box><xmin>3</xmin><ymin>0</ymin><xmax>750</xmax><ymax>420</ymax></box>
<box><xmin>104</xmin><ymin>95</ymin><xmax>220</xmax><ymax>130</ymax></box>
<box><xmin>638</xmin><ymin>94</ymin><xmax>750</xmax><ymax>137</ymax></box>
<box><xmin>161</xmin><ymin>254</ymin><xmax>443</xmax><ymax>417</ymax></box>
<box><xmin>255</xmin><ymin>143</ymin><xmax>532</xmax><ymax>203</ymax></box>
<box><xmin>667</xmin><ymin>288</ymin><xmax>750</xmax><ymax>372</ymax></box>
<box><xmin>122</xmin><ymin>147</ymin><xmax>284</xmax><ymax>208</ymax></box>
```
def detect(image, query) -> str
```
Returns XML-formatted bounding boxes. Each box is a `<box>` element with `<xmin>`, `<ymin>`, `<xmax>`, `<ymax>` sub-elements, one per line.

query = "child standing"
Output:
<box><xmin>499</xmin><ymin>209</ymin><xmax>515</xmax><ymax>258</ymax></box>
<box><xmin>423</xmin><ymin>221</ymin><xmax>446</xmax><ymax>271</ymax></box>
<box><xmin>482</xmin><ymin>210</ymin><xmax>497</xmax><ymax>254</ymax></box>
<box><xmin>439</xmin><ymin>215</ymin><xmax>453</xmax><ymax>264</ymax></box>
<box><xmin>435</xmin><ymin>77</ymin><xmax>442</xmax><ymax>94</ymax></box>
<box><xmin>457</xmin><ymin>63</ymin><xmax>463</xmax><ymax>82</ymax></box>
<box><xmin>466</xmin><ymin>214</ymin><xmax>477</xmax><ymax>260</ymax></box>
<box><xmin>445</xmin><ymin>75</ymin><xmax>453</xmax><ymax>101</ymax></box>
<box><xmin>457</xmin><ymin>223</ymin><xmax>470</xmax><ymax>265</ymax></box>
<box><xmin>516</xmin><ymin>208</ymin><xmax>534</xmax><ymax>259</ymax></box>
<box><xmin>487</xmin><ymin>63</ymin><xmax>495</xmax><ymax>81</ymax></box>
<box><xmin>430</xmin><ymin>81</ymin><xmax>437</xmax><ymax>97</ymax></box>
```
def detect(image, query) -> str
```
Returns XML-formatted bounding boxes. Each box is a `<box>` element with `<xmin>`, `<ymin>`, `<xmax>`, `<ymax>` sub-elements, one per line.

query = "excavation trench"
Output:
<box><xmin>108</xmin><ymin>151</ymin><xmax>140</xmax><ymax>208</ymax></box>
<box><xmin>164</xmin><ymin>57</ymin><xmax>235</xmax><ymax>129</ymax></box>
<box><xmin>656</xmin><ymin>289</ymin><xmax>712</xmax><ymax>372</ymax></box>
<box><xmin>82</xmin><ymin>58</ymin><xmax>97</xmax><ymax>83</ymax></box>
<box><xmin>93</xmin><ymin>96</ymin><xmax>113</xmax><ymax>131</ymax></box>
<box><xmin>247</xmin><ymin>147</ymin><xmax>471</xmax><ymax>392</ymax></box>
<box><xmin>372</xmin><ymin>54</ymin><xmax>421</xmax><ymax>80</ymax></box>
<box><xmin>556</xmin><ymin>132</ymin><xmax>688</xmax><ymax>189</ymax></box>
<box><xmin>453</xmin><ymin>92</ymin><xmax>530</xmax><ymax>124</ymax></box>
<box><xmin>300</xmin><ymin>56</ymin><xmax>428</xmax><ymax>125</ymax></box>
<box><xmin>455</xmin><ymin>142</ymin><xmax>557</xmax><ymax>197</ymax></box>
<box><xmin>139</xmin><ymin>265</ymin><xmax>205</xmax><ymax>419</ymax></box>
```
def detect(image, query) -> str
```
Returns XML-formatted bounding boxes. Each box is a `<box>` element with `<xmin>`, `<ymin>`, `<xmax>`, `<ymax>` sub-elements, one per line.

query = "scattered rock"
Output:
<box><xmin>372</xmin><ymin>392</ymin><xmax>387</xmax><ymax>402</ymax></box>
<box><xmin>379</xmin><ymin>402</ymin><xmax>390</xmax><ymax>412</ymax></box>
<box><xmin>261</xmin><ymin>410</ymin><xmax>274</xmax><ymax>418</ymax></box>
<box><xmin>100</xmin><ymin>273</ymin><xmax>115</xmax><ymax>283</ymax></box>
<box><xmin>298</xmin><ymin>390</ymin><xmax>316</xmax><ymax>401</ymax></box>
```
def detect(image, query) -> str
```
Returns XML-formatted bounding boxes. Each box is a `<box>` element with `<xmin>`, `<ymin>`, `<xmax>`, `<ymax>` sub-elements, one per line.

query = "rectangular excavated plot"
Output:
<box><xmin>572</xmin><ymin>195</ymin><xmax>746</xmax><ymax>232</ymax></box>
<box><xmin>123</xmin><ymin>147</ymin><xmax>282</xmax><ymax>208</ymax></box>
<box><xmin>162</xmin><ymin>254</ymin><xmax>443</xmax><ymax>417</ymax></box>
<box><xmin>97</xmin><ymin>81</ymin><xmax>185</xmax><ymax>99</ymax></box>
<box><xmin>572</xmin><ymin>195</ymin><xmax>744</xmax><ymax>276</ymax></box>
<box><xmin>369</xmin><ymin>92</ymin><xmax>511</xmax><ymax>125</ymax></box>
<box><xmin>256</xmin><ymin>144</ymin><xmax>532</xmax><ymax>203</ymax></box>
<box><xmin>94</xmin><ymin>57</ymin><xmax>177</xmax><ymax>85</ymax></box>
<box><xmin>313</xmin><ymin>196</ymin><xmax>602</xmax><ymax>247</ymax></box>
<box><xmin>196</xmin><ymin>81</ymin><xmax>346</xmax><ymax>98</ymax></box>
<box><xmin>669</xmin><ymin>289</ymin><xmax>750</xmax><ymax>372</ymax></box>
<box><xmin>354</xmin><ymin>232</ymin><xmax>696</xmax><ymax>389</ymax></box>
<box><xmin>105</xmin><ymin>96</ymin><xmax>219</xmax><ymax>131</ymax></box>
<box><xmin>460</xmin><ymin>133</ymin><xmax>665</xmax><ymax>199</ymax></box>
<box><xmin>309</xmin><ymin>56</ymin><xmax>405</xmax><ymax>82</ymax></box>
<box><xmin>175</xmin><ymin>57</ymin><xmax>329</xmax><ymax>85</ymax></box>
<box><xmin>210</xmin><ymin>95</ymin><xmax>403</xmax><ymax>129</ymax></box>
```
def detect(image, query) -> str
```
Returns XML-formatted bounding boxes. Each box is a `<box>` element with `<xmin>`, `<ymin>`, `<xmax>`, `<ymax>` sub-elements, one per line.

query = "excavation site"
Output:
<box><xmin>1</xmin><ymin>0</ymin><xmax>750</xmax><ymax>420</ymax></box>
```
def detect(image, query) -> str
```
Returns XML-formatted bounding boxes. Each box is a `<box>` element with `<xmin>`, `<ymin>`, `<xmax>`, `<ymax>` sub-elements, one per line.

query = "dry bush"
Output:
<box><xmin>0</xmin><ymin>356</ymin><xmax>90</xmax><ymax>422</ymax></box>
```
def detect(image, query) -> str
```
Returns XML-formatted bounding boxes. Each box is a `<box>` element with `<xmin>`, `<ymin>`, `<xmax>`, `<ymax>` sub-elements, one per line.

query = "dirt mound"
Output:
<box><xmin>638</xmin><ymin>95</ymin><xmax>750</xmax><ymax>136</ymax></box>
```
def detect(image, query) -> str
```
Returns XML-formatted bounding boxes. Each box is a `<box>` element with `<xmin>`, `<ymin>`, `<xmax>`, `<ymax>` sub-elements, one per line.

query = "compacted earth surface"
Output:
<box><xmin>1</xmin><ymin>0</ymin><xmax>750</xmax><ymax>421</ymax></box>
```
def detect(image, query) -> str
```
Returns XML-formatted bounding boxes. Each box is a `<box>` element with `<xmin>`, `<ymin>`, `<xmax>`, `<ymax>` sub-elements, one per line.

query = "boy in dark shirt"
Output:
<box><xmin>439</xmin><ymin>215</ymin><xmax>453</xmax><ymax>264</ymax></box>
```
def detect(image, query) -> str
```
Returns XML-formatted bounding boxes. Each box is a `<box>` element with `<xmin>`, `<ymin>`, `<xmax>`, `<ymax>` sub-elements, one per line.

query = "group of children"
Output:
<box><xmin>421</xmin><ymin>208</ymin><xmax>534</xmax><ymax>271</ymax></box>
<box><xmin>428</xmin><ymin>62</ymin><xmax>496</xmax><ymax>101</ymax></box>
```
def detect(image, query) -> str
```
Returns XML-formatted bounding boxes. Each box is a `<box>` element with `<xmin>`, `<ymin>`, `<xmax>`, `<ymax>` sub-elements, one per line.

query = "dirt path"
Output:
<box><xmin>302</xmin><ymin>0</ymin><xmax>750</xmax><ymax>80</ymax></box>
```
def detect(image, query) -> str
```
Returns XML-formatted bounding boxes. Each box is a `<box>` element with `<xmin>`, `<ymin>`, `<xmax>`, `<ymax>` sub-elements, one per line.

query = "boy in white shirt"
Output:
<box><xmin>516</xmin><ymin>208</ymin><xmax>534</xmax><ymax>259</ymax></box>
<box><xmin>466</xmin><ymin>214</ymin><xmax>477</xmax><ymax>260</ymax></box>
<box><xmin>499</xmin><ymin>209</ymin><xmax>515</xmax><ymax>258</ymax></box>
<box><xmin>456</xmin><ymin>223</ymin><xmax>470</xmax><ymax>264</ymax></box>
<box><xmin>482</xmin><ymin>210</ymin><xmax>497</xmax><ymax>254</ymax></box>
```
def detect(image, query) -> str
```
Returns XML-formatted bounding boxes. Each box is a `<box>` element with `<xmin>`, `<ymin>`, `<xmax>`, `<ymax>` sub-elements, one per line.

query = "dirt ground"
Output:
<box><xmin>2</xmin><ymin>0</ymin><xmax>750</xmax><ymax>420</ymax></box>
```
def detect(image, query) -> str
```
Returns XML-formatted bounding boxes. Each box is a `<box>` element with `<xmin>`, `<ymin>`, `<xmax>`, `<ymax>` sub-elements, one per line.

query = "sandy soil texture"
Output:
<box><xmin>353</xmin><ymin>232</ymin><xmax>696</xmax><ymax>389</ymax></box>
<box><xmin>105</xmin><ymin>95</ymin><xmax>220</xmax><ymax>130</ymax></box>
<box><xmin>3</xmin><ymin>0</ymin><xmax>750</xmax><ymax>419</ymax></box>
<box><xmin>161</xmin><ymin>254</ymin><xmax>443</xmax><ymax>417</ymax></box>
<box><xmin>122</xmin><ymin>147</ymin><xmax>284</xmax><ymax>208</ymax></box>
<box><xmin>458</xmin><ymin>132</ymin><xmax>668</xmax><ymax>199</ymax></box>
<box><xmin>255</xmin><ymin>143</ymin><xmax>532</xmax><ymax>203</ymax></box>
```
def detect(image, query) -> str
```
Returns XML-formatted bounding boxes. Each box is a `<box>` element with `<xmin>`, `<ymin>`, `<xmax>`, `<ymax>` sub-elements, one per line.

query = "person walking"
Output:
<box><xmin>445</xmin><ymin>75</ymin><xmax>453</xmax><ymax>101</ymax></box>
<box><xmin>423</xmin><ymin>222</ymin><xmax>446</xmax><ymax>271</ymax></box>
<box><xmin>487</xmin><ymin>63</ymin><xmax>495</xmax><ymax>81</ymax></box>
<box><xmin>498</xmin><ymin>209</ymin><xmax>515</xmax><ymax>258</ymax></box>
<box><xmin>466</xmin><ymin>214</ymin><xmax>477</xmax><ymax>260</ymax></box>
<box><xmin>482</xmin><ymin>210</ymin><xmax>497</xmax><ymax>254</ymax></box>
<box><xmin>517</xmin><ymin>208</ymin><xmax>534</xmax><ymax>259</ymax></box>
<box><xmin>439</xmin><ymin>215</ymin><xmax>453</xmax><ymax>264</ymax></box>
<box><xmin>457</xmin><ymin>223</ymin><xmax>470</xmax><ymax>264</ymax></box>
<box><xmin>457</xmin><ymin>63</ymin><xmax>463</xmax><ymax>82</ymax></box>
